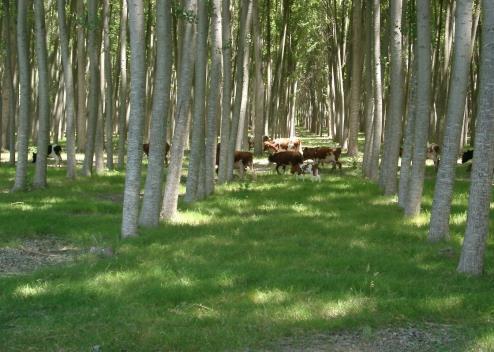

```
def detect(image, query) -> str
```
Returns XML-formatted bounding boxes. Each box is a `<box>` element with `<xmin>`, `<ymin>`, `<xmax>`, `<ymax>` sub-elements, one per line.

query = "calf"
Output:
<box><xmin>294</xmin><ymin>161</ymin><xmax>321</xmax><ymax>182</ymax></box>
<box><xmin>32</xmin><ymin>144</ymin><xmax>62</xmax><ymax>167</ymax></box>
<box><xmin>216</xmin><ymin>143</ymin><xmax>255</xmax><ymax>178</ymax></box>
<box><xmin>268</xmin><ymin>150</ymin><xmax>303</xmax><ymax>174</ymax></box>
<box><xmin>461</xmin><ymin>149</ymin><xmax>474</xmax><ymax>164</ymax></box>
<box><xmin>142</xmin><ymin>142</ymin><xmax>171</xmax><ymax>166</ymax></box>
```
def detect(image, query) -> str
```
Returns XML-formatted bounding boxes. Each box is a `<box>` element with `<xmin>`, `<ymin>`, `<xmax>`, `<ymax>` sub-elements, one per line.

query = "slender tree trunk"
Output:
<box><xmin>381</xmin><ymin>0</ymin><xmax>406</xmax><ymax>195</ymax></box>
<box><xmin>2</xmin><ymin>0</ymin><xmax>15</xmax><ymax>165</ymax></box>
<box><xmin>139</xmin><ymin>0</ymin><xmax>172</xmax><ymax>227</ymax></box>
<box><xmin>457</xmin><ymin>0</ymin><xmax>494</xmax><ymax>275</ymax></box>
<box><xmin>117</xmin><ymin>0</ymin><xmax>128</xmax><ymax>169</ymax></box>
<box><xmin>82</xmin><ymin>0</ymin><xmax>100</xmax><ymax>176</ymax></box>
<box><xmin>404</xmin><ymin>0</ymin><xmax>432</xmax><ymax>217</ymax></box>
<box><xmin>160</xmin><ymin>0</ymin><xmax>196</xmax><ymax>221</ymax></box>
<box><xmin>369</xmin><ymin>0</ymin><xmax>383</xmax><ymax>182</ymax></box>
<box><xmin>103</xmin><ymin>0</ymin><xmax>114</xmax><ymax>170</ymax></box>
<box><xmin>218</xmin><ymin>0</ymin><xmax>232</xmax><ymax>184</ymax></box>
<box><xmin>76</xmin><ymin>0</ymin><xmax>87</xmax><ymax>152</ymax></box>
<box><xmin>122</xmin><ymin>0</ymin><xmax>146</xmax><ymax>238</ymax></box>
<box><xmin>252</xmin><ymin>0</ymin><xmax>265</xmax><ymax>156</ymax></box>
<box><xmin>205</xmin><ymin>0</ymin><xmax>223</xmax><ymax>195</ymax></box>
<box><xmin>12</xmin><ymin>0</ymin><xmax>31</xmax><ymax>192</ymax></box>
<box><xmin>347</xmin><ymin>0</ymin><xmax>362</xmax><ymax>157</ymax></box>
<box><xmin>429</xmin><ymin>0</ymin><xmax>473</xmax><ymax>242</ymax></box>
<box><xmin>185</xmin><ymin>0</ymin><xmax>208</xmax><ymax>203</ymax></box>
<box><xmin>57</xmin><ymin>0</ymin><xmax>77</xmax><ymax>179</ymax></box>
<box><xmin>33</xmin><ymin>0</ymin><xmax>50</xmax><ymax>189</ymax></box>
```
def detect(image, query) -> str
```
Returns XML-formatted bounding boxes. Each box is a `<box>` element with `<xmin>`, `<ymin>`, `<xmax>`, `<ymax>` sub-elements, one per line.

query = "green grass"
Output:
<box><xmin>1</xmin><ymin>148</ymin><xmax>494</xmax><ymax>351</ymax></box>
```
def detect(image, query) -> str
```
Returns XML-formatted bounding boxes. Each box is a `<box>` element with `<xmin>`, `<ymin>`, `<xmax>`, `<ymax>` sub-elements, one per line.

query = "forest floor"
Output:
<box><xmin>1</xmin><ymin>138</ymin><xmax>493</xmax><ymax>351</ymax></box>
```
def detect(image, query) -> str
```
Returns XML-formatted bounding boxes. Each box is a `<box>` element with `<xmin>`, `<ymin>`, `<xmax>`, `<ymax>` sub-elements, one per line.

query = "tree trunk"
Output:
<box><xmin>404</xmin><ymin>0</ymin><xmax>432</xmax><ymax>217</ymax></box>
<box><xmin>33</xmin><ymin>0</ymin><xmax>51</xmax><ymax>189</ymax></box>
<box><xmin>160</xmin><ymin>0</ymin><xmax>196</xmax><ymax>221</ymax></box>
<box><xmin>103</xmin><ymin>0</ymin><xmax>114</xmax><ymax>170</ymax></box>
<box><xmin>218</xmin><ymin>0</ymin><xmax>232</xmax><ymax>184</ymax></box>
<box><xmin>429</xmin><ymin>0</ymin><xmax>473</xmax><ymax>242</ymax></box>
<box><xmin>347</xmin><ymin>0</ymin><xmax>363</xmax><ymax>157</ymax></box>
<box><xmin>457</xmin><ymin>0</ymin><xmax>494</xmax><ymax>275</ymax></box>
<box><xmin>380</xmin><ymin>0</ymin><xmax>406</xmax><ymax>195</ymax></box>
<box><xmin>12</xmin><ymin>0</ymin><xmax>31</xmax><ymax>192</ymax></box>
<box><xmin>252</xmin><ymin>0</ymin><xmax>265</xmax><ymax>156</ymax></box>
<box><xmin>57</xmin><ymin>0</ymin><xmax>77</xmax><ymax>179</ymax></box>
<box><xmin>121</xmin><ymin>0</ymin><xmax>147</xmax><ymax>238</ymax></box>
<box><xmin>205</xmin><ymin>0</ymin><xmax>223</xmax><ymax>195</ymax></box>
<box><xmin>82</xmin><ymin>0</ymin><xmax>100</xmax><ymax>176</ymax></box>
<box><xmin>185</xmin><ymin>0</ymin><xmax>208</xmax><ymax>203</ymax></box>
<box><xmin>139</xmin><ymin>0</ymin><xmax>172</xmax><ymax>227</ymax></box>
<box><xmin>117</xmin><ymin>0</ymin><xmax>128</xmax><ymax>169</ymax></box>
<box><xmin>76</xmin><ymin>0</ymin><xmax>87</xmax><ymax>152</ymax></box>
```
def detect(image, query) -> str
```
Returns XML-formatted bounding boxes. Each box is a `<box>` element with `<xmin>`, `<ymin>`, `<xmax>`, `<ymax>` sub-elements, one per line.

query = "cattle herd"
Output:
<box><xmin>32</xmin><ymin>139</ymin><xmax>483</xmax><ymax>181</ymax></box>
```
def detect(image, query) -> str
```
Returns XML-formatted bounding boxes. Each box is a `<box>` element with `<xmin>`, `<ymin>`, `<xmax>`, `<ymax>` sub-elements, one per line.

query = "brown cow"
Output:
<box><xmin>216</xmin><ymin>143</ymin><xmax>255</xmax><ymax>179</ymax></box>
<box><xmin>143</xmin><ymin>142</ymin><xmax>171</xmax><ymax>166</ymax></box>
<box><xmin>303</xmin><ymin>146</ymin><xmax>342</xmax><ymax>170</ymax></box>
<box><xmin>268</xmin><ymin>150</ymin><xmax>304</xmax><ymax>174</ymax></box>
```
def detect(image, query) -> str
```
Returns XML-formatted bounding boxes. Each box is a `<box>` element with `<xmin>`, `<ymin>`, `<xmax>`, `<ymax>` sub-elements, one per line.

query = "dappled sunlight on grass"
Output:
<box><xmin>321</xmin><ymin>296</ymin><xmax>373</xmax><ymax>319</ymax></box>
<box><xmin>14</xmin><ymin>281</ymin><xmax>49</xmax><ymax>298</ymax></box>
<box><xmin>370</xmin><ymin>196</ymin><xmax>397</xmax><ymax>206</ymax></box>
<box><xmin>251</xmin><ymin>289</ymin><xmax>289</xmax><ymax>305</ymax></box>
<box><xmin>173</xmin><ymin>210</ymin><xmax>215</xmax><ymax>226</ymax></box>
<box><xmin>422</xmin><ymin>295</ymin><xmax>465</xmax><ymax>313</ymax></box>
<box><xmin>405</xmin><ymin>212</ymin><xmax>431</xmax><ymax>228</ymax></box>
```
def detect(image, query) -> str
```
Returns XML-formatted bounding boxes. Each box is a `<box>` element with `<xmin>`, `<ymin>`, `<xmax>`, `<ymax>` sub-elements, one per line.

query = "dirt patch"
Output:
<box><xmin>262</xmin><ymin>323</ymin><xmax>462</xmax><ymax>352</ymax></box>
<box><xmin>0</xmin><ymin>238</ymin><xmax>81</xmax><ymax>276</ymax></box>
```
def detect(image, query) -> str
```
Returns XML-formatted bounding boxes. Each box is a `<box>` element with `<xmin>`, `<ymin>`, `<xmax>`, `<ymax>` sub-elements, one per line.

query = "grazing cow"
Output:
<box><xmin>427</xmin><ymin>143</ymin><xmax>441</xmax><ymax>169</ymax></box>
<box><xmin>263</xmin><ymin>137</ymin><xmax>302</xmax><ymax>154</ymax></box>
<box><xmin>142</xmin><ymin>142</ymin><xmax>171</xmax><ymax>166</ymax></box>
<box><xmin>461</xmin><ymin>149</ymin><xmax>474</xmax><ymax>164</ymax></box>
<box><xmin>268</xmin><ymin>150</ymin><xmax>303</xmax><ymax>174</ymax></box>
<box><xmin>294</xmin><ymin>161</ymin><xmax>321</xmax><ymax>182</ymax></box>
<box><xmin>32</xmin><ymin>144</ymin><xmax>62</xmax><ymax>167</ymax></box>
<box><xmin>216</xmin><ymin>143</ymin><xmax>255</xmax><ymax>178</ymax></box>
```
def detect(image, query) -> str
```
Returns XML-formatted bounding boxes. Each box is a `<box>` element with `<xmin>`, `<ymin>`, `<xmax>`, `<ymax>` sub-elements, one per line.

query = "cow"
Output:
<box><xmin>32</xmin><ymin>144</ymin><xmax>62</xmax><ymax>167</ymax></box>
<box><xmin>263</xmin><ymin>137</ymin><xmax>302</xmax><ymax>154</ymax></box>
<box><xmin>294</xmin><ymin>161</ymin><xmax>321</xmax><ymax>182</ymax></box>
<box><xmin>268</xmin><ymin>150</ymin><xmax>304</xmax><ymax>175</ymax></box>
<box><xmin>142</xmin><ymin>142</ymin><xmax>171</xmax><ymax>166</ymax></box>
<box><xmin>303</xmin><ymin>146</ymin><xmax>342</xmax><ymax>170</ymax></box>
<box><xmin>461</xmin><ymin>149</ymin><xmax>474</xmax><ymax>164</ymax></box>
<box><xmin>427</xmin><ymin>143</ymin><xmax>441</xmax><ymax>169</ymax></box>
<box><xmin>216</xmin><ymin>143</ymin><xmax>256</xmax><ymax>179</ymax></box>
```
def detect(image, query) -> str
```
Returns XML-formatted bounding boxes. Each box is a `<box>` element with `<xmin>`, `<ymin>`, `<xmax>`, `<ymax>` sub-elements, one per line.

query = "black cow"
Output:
<box><xmin>32</xmin><ymin>144</ymin><xmax>62</xmax><ymax>167</ymax></box>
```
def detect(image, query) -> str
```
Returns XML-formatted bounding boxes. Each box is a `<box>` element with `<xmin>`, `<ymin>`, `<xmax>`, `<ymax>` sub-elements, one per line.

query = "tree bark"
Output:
<box><xmin>139</xmin><ymin>0</ymin><xmax>172</xmax><ymax>227</ymax></box>
<box><xmin>76</xmin><ymin>0</ymin><xmax>87</xmax><ymax>152</ymax></box>
<box><xmin>57</xmin><ymin>0</ymin><xmax>77</xmax><ymax>179</ymax></box>
<box><xmin>12</xmin><ymin>0</ymin><xmax>31</xmax><ymax>192</ymax></box>
<box><xmin>429</xmin><ymin>0</ymin><xmax>473</xmax><ymax>242</ymax></box>
<box><xmin>122</xmin><ymin>0</ymin><xmax>147</xmax><ymax>238</ymax></box>
<box><xmin>457</xmin><ymin>0</ymin><xmax>494</xmax><ymax>275</ymax></box>
<box><xmin>103</xmin><ymin>0</ymin><xmax>114</xmax><ymax>170</ymax></box>
<box><xmin>117</xmin><ymin>0</ymin><xmax>128</xmax><ymax>169</ymax></box>
<box><xmin>252</xmin><ymin>0</ymin><xmax>265</xmax><ymax>156</ymax></box>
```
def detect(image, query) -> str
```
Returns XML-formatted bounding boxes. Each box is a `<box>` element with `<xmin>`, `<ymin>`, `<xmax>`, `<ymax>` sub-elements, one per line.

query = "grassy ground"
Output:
<box><xmin>1</xmin><ymin>138</ymin><xmax>494</xmax><ymax>351</ymax></box>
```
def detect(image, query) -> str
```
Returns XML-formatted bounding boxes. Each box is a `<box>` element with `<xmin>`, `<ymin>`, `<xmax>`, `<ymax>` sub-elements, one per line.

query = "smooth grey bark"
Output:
<box><xmin>362</xmin><ymin>3</ymin><xmax>374</xmax><ymax>178</ymax></box>
<box><xmin>103</xmin><ymin>0</ymin><xmax>114</xmax><ymax>170</ymax></box>
<box><xmin>117</xmin><ymin>0</ymin><xmax>128</xmax><ymax>169</ymax></box>
<box><xmin>185</xmin><ymin>0</ymin><xmax>208</xmax><ymax>203</ymax></box>
<box><xmin>347</xmin><ymin>0</ymin><xmax>363</xmax><ymax>157</ymax></box>
<box><xmin>12</xmin><ymin>0</ymin><xmax>31</xmax><ymax>192</ymax></box>
<box><xmin>95</xmin><ymin>56</ymin><xmax>105</xmax><ymax>175</ymax></box>
<box><xmin>160</xmin><ymin>0</ymin><xmax>196</xmax><ymax>221</ymax></box>
<box><xmin>457</xmin><ymin>0</ymin><xmax>494</xmax><ymax>276</ymax></box>
<box><xmin>2</xmin><ymin>0</ymin><xmax>15</xmax><ymax>165</ymax></box>
<box><xmin>121</xmin><ymin>0</ymin><xmax>146</xmax><ymax>238</ymax></box>
<box><xmin>369</xmin><ymin>0</ymin><xmax>383</xmax><ymax>182</ymax></box>
<box><xmin>139</xmin><ymin>0</ymin><xmax>172</xmax><ymax>227</ymax></box>
<box><xmin>217</xmin><ymin>0</ymin><xmax>232</xmax><ymax>184</ymax></box>
<box><xmin>57</xmin><ymin>0</ymin><xmax>77</xmax><ymax>179</ymax></box>
<box><xmin>33</xmin><ymin>0</ymin><xmax>50</xmax><ymax>189</ymax></box>
<box><xmin>404</xmin><ymin>0</ymin><xmax>432</xmax><ymax>217</ymax></box>
<box><xmin>429</xmin><ymin>0</ymin><xmax>473</xmax><ymax>242</ymax></box>
<box><xmin>381</xmin><ymin>0</ymin><xmax>406</xmax><ymax>195</ymax></box>
<box><xmin>82</xmin><ymin>0</ymin><xmax>100</xmax><ymax>176</ymax></box>
<box><xmin>204</xmin><ymin>0</ymin><xmax>223</xmax><ymax>196</ymax></box>
<box><xmin>398</xmin><ymin>69</ymin><xmax>417</xmax><ymax>209</ymax></box>
<box><xmin>227</xmin><ymin>0</ymin><xmax>252</xmax><ymax>181</ymax></box>
<box><xmin>76</xmin><ymin>0</ymin><xmax>87</xmax><ymax>152</ymax></box>
<box><xmin>252</xmin><ymin>0</ymin><xmax>264</xmax><ymax>156</ymax></box>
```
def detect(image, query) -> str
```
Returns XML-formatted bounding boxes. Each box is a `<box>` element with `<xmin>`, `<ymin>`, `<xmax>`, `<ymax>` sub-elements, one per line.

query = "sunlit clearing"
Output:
<box><xmin>14</xmin><ymin>282</ymin><xmax>49</xmax><ymax>298</ymax></box>
<box><xmin>321</xmin><ymin>297</ymin><xmax>371</xmax><ymax>319</ymax></box>
<box><xmin>451</xmin><ymin>212</ymin><xmax>467</xmax><ymax>225</ymax></box>
<box><xmin>173</xmin><ymin>211</ymin><xmax>213</xmax><ymax>225</ymax></box>
<box><xmin>251</xmin><ymin>289</ymin><xmax>289</xmax><ymax>304</ymax></box>
<box><xmin>405</xmin><ymin>212</ymin><xmax>430</xmax><ymax>227</ymax></box>
<box><xmin>370</xmin><ymin>196</ymin><xmax>396</xmax><ymax>206</ymax></box>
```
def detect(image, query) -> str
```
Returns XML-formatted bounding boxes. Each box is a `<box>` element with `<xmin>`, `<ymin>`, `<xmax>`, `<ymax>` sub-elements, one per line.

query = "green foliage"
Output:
<box><xmin>0</xmin><ymin>149</ymin><xmax>493</xmax><ymax>350</ymax></box>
